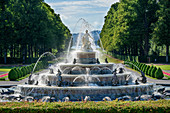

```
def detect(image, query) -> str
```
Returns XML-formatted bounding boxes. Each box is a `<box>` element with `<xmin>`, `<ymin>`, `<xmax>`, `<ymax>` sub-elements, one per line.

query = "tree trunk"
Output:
<box><xmin>0</xmin><ymin>47</ymin><xmax>2</xmax><ymax>57</ymax></box>
<box><xmin>4</xmin><ymin>48</ymin><xmax>7</xmax><ymax>64</ymax></box>
<box><xmin>166</xmin><ymin>45</ymin><xmax>169</xmax><ymax>63</ymax></box>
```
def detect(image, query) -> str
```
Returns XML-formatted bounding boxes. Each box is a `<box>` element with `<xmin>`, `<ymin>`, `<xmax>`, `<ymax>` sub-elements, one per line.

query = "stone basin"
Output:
<box><xmin>18</xmin><ymin>83</ymin><xmax>154</xmax><ymax>101</ymax></box>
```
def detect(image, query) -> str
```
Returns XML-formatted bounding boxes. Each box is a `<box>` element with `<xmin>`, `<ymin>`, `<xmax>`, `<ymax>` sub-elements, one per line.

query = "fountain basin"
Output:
<box><xmin>37</xmin><ymin>72</ymin><xmax>132</xmax><ymax>86</ymax></box>
<box><xmin>59</xmin><ymin>63</ymin><xmax>115</xmax><ymax>74</ymax></box>
<box><xmin>18</xmin><ymin>83</ymin><xmax>154</xmax><ymax>101</ymax></box>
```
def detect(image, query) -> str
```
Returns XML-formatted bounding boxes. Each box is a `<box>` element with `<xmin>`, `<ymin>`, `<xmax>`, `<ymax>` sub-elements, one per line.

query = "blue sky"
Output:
<box><xmin>44</xmin><ymin>0</ymin><xmax>119</xmax><ymax>33</ymax></box>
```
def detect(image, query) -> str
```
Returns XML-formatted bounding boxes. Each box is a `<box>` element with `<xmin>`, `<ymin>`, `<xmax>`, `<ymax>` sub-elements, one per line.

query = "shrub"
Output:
<box><xmin>21</xmin><ymin>67</ymin><xmax>27</xmax><ymax>76</ymax></box>
<box><xmin>24</xmin><ymin>66</ymin><xmax>29</xmax><ymax>75</ymax></box>
<box><xmin>155</xmin><ymin>68</ymin><xmax>164</xmax><ymax>79</ymax></box>
<box><xmin>148</xmin><ymin>66</ymin><xmax>153</xmax><ymax>76</ymax></box>
<box><xmin>140</xmin><ymin>64</ymin><xmax>145</xmax><ymax>71</ymax></box>
<box><xmin>146</xmin><ymin>65</ymin><xmax>150</xmax><ymax>75</ymax></box>
<box><xmin>8</xmin><ymin>68</ymin><xmax>18</xmax><ymax>81</ymax></box>
<box><xmin>151</xmin><ymin>66</ymin><xmax>157</xmax><ymax>78</ymax></box>
<box><xmin>142</xmin><ymin>64</ymin><xmax>146</xmax><ymax>72</ymax></box>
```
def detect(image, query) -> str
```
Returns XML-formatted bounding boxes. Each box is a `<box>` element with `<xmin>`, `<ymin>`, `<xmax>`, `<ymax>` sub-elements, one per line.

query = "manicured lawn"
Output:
<box><xmin>0</xmin><ymin>66</ymin><xmax>13</xmax><ymax>72</ymax></box>
<box><xmin>100</xmin><ymin>54</ymin><xmax>123</xmax><ymax>64</ymax></box>
<box><xmin>155</xmin><ymin>65</ymin><xmax>170</xmax><ymax>70</ymax></box>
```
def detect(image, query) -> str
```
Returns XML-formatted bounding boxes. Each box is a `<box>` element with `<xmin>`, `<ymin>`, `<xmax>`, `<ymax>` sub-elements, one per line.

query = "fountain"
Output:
<box><xmin>1</xmin><ymin>19</ymin><xmax>158</xmax><ymax>102</ymax></box>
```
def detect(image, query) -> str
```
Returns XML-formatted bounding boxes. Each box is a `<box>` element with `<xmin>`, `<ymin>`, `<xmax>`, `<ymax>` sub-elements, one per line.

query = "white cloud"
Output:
<box><xmin>45</xmin><ymin>0</ymin><xmax>119</xmax><ymax>32</ymax></box>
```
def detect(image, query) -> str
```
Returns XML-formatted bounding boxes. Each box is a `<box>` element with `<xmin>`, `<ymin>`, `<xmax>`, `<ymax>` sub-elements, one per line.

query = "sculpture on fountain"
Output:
<box><xmin>81</xmin><ymin>30</ymin><xmax>94</xmax><ymax>51</ymax></box>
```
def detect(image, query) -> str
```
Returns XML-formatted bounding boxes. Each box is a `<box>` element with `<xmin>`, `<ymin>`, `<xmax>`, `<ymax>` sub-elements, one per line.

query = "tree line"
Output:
<box><xmin>0</xmin><ymin>0</ymin><xmax>71</xmax><ymax>64</ymax></box>
<box><xmin>100</xmin><ymin>0</ymin><xmax>169</xmax><ymax>62</ymax></box>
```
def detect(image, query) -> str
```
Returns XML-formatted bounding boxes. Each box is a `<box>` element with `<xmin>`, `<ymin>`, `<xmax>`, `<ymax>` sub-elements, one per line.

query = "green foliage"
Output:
<box><xmin>155</xmin><ymin>67</ymin><xmax>164</xmax><ymax>79</ymax></box>
<box><xmin>151</xmin><ymin>66</ymin><xmax>157</xmax><ymax>78</ymax></box>
<box><xmin>100</xmin><ymin>0</ymin><xmax>159</xmax><ymax>57</ymax></box>
<box><xmin>8</xmin><ymin>68</ymin><xmax>18</xmax><ymax>81</ymax></box>
<box><xmin>152</xmin><ymin>0</ymin><xmax>170</xmax><ymax>62</ymax></box>
<box><xmin>0</xmin><ymin>0</ymin><xmax>71</xmax><ymax>64</ymax></box>
<box><xmin>21</xmin><ymin>67</ymin><xmax>26</xmax><ymax>76</ymax></box>
<box><xmin>146</xmin><ymin>65</ymin><xmax>151</xmax><ymax>75</ymax></box>
<box><xmin>0</xmin><ymin>100</ymin><xmax>169</xmax><ymax>112</ymax></box>
<box><xmin>148</xmin><ymin>66</ymin><xmax>154</xmax><ymax>76</ymax></box>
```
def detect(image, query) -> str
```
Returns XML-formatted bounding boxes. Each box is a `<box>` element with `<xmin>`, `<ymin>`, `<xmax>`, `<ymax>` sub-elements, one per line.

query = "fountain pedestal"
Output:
<box><xmin>76</xmin><ymin>51</ymin><xmax>96</xmax><ymax>64</ymax></box>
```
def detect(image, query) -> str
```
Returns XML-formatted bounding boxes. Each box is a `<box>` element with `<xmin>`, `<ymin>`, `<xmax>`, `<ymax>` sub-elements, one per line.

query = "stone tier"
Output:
<box><xmin>18</xmin><ymin>84</ymin><xmax>154</xmax><ymax>101</ymax></box>
<box><xmin>76</xmin><ymin>52</ymin><xmax>96</xmax><ymax>64</ymax></box>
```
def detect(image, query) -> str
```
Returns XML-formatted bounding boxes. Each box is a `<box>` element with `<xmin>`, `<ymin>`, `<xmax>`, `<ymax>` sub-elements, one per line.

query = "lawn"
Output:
<box><xmin>155</xmin><ymin>65</ymin><xmax>170</xmax><ymax>70</ymax></box>
<box><xmin>0</xmin><ymin>66</ymin><xmax>13</xmax><ymax>72</ymax></box>
<box><xmin>99</xmin><ymin>54</ymin><xmax>123</xmax><ymax>64</ymax></box>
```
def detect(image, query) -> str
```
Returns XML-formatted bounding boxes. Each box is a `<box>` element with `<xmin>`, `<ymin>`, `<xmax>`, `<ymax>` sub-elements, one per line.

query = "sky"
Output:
<box><xmin>44</xmin><ymin>0</ymin><xmax>119</xmax><ymax>33</ymax></box>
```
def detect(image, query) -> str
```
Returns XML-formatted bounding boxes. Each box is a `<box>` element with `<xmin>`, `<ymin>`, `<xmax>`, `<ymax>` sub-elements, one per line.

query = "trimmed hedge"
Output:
<box><xmin>124</xmin><ymin>60</ymin><xmax>164</xmax><ymax>79</ymax></box>
<box><xmin>151</xmin><ymin>66</ymin><xmax>157</xmax><ymax>78</ymax></box>
<box><xmin>155</xmin><ymin>68</ymin><xmax>164</xmax><ymax>79</ymax></box>
<box><xmin>8</xmin><ymin>68</ymin><xmax>18</xmax><ymax>81</ymax></box>
<box><xmin>8</xmin><ymin>61</ymin><xmax>49</xmax><ymax>81</ymax></box>
<box><xmin>0</xmin><ymin>100</ymin><xmax>169</xmax><ymax>113</ymax></box>
<box><xmin>148</xmin><ymin>66</ymin><xmax>154</xmax><ymax>76</ymax></box>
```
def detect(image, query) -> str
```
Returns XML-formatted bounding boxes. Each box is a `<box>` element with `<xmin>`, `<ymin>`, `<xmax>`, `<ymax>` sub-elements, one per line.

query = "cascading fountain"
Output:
<box><xmin>10</xmin><ymin>19</ymin><xmax>155</xmax><ymax>101</ymax></box>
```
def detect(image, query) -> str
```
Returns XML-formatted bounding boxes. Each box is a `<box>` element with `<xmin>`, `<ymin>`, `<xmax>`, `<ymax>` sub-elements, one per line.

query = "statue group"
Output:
<box><xmin>81</xmin><ymin>30</ymin><xmax>94</xmax><ymax>51</ymax></box>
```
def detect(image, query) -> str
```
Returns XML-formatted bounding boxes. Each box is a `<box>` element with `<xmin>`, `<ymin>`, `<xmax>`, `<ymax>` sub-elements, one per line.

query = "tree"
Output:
<box><xmin>152</xmin><ymin>0</ymin><xmax>170</xmax><ymax>62</ymax></box>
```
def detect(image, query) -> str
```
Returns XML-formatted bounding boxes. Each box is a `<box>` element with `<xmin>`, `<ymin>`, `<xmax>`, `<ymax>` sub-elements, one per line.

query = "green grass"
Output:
<box><xmin>164</xmin><ymin>74</ymin><xmax>170</xmax><ymax>80</ymax></box>
<box><xmin>0</xmin><ymin>69</ymin><xmax>11</xmax><ymax>72</ymax></box>
<box><xmin>100</xmin><ymin>54</ymin><xmax>123</xmax><ymax>64</ymax></box>
<box><xmin>0</xmin><ymin>75</ymin><xmax>8</xmax><ymax>81</ymax></box>
<box><xmin>155</xmin><ymin>65</ymin><xmax>170</xmax><ymax>70</ymax></box>
<box><xmin>0</xmin><ymin>66</ymin><xmax>14</xmax><ymax>72</ymax></box>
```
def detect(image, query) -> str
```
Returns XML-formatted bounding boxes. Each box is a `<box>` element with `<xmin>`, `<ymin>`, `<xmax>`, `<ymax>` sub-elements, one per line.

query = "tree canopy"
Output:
<box><xmin>0</xmin><ymin>0</ymin><xmax>71</xmax><ymax>64</ymax></box>
<box><xmin>100</xmin><ymin>0</ymin><xmax>169</xmax><ymax>62</ymax></box>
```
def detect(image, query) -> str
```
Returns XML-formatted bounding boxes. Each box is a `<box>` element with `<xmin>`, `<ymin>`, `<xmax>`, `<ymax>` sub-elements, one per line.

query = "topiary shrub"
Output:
<box><xmin>148</xmin><ymin>66</ymin><xmax>153</xmax><ymax>76</ymax></box>
<box><xmin>139</xmin><ymin>63</ymin><xmax>143</xmax><ymax>70</ymax></box>
<box><xmin>16</xmin><ymin>68</ymin><xmax>22</xmax><ymax>78</ymax></box>
<box><xmin>8</xmin><ymin>68</ymin><xmax>18</xmax><ymax>81</ymax></box>
<box><xmin>21</xmin><ymin>67</ymin><xmax>27</xmax><ymax>76</ymax></box>
<box><xmin>155</xmin><ymin>67</ymin><xmax>164</xmax><ymax>79</ymax></box>
<box><xmin>24</xmin><ymin>66</ymin><xmax>29</xmax><ymax>74</ymax></box>
<box><xmin>142</xmin><ymin>64</ymin><xmax>146</xmax><ymax>72</ymax></box>
<box><xmin>151</xmin><ymin>66</ymin><xmax>157</xmax><ymax>78</ymax></box>
<box><xmin>146</xmin><ymin>65</ymin><xmax>150</xmax><ymax>75</ymax></box>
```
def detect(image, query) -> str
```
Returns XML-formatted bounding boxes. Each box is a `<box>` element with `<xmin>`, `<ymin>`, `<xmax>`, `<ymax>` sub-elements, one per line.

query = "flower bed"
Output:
<box><xmin>163</xmin><ymin>71</ymin><xmax>170</xmax><ymax>76</ymax></box>
<box><xmin>0</xmin><ymin>73</ymin><xmax>8</xmax><ymax>78</ymax></box>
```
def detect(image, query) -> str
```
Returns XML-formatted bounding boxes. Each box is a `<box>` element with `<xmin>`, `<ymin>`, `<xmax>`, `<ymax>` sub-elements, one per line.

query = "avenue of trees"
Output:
<box><xmin>100</xmin><ymin>0</ymin><xmax>169</xmax><ymax>63</ymax></box>
<box><xmin>0</xmin><ymin>0</ymin><xmax>71</xmax><ymax>64</ymax></box>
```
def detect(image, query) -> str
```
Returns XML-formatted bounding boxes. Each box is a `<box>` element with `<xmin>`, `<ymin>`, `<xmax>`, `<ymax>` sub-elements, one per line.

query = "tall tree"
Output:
<box><xmin>152</xmin><ymin>0</ymin><xmax>170</xmax><ymax>62</ymax></box>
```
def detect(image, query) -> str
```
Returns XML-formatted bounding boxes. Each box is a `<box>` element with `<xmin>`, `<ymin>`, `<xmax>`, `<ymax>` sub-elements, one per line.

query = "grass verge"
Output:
<box><xmin>100</xmin><ymin>54</ymin><xmax>123</xmax><ymax>64</ymax></box>
<box><xmin>154</xmin><ymin>65</ymin><xmax>170</xmax><ymax>70</ymax></box>
<box><xmin>164</xmin><ymin>74</ymin><xmax>170</xmax><ymax>80</ymax></box>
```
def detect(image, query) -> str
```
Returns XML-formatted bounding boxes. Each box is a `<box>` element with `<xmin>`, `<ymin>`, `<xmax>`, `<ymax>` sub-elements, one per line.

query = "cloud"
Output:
<box><xmin>45</xmin><ymin>0</ymin><xmax>119</xmax><ymax>32</ymax></box>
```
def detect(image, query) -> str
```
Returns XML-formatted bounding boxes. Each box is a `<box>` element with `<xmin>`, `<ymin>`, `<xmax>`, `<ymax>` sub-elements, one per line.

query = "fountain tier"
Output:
<box><xmin>18</xmin><ymin>84</ymin><xmax>153</xmax><ymax>101</ymax></box>
<box><xmin>76</xmin><ymin>51</ymin><xmax>96</xmax><ymax>64</ymax></box>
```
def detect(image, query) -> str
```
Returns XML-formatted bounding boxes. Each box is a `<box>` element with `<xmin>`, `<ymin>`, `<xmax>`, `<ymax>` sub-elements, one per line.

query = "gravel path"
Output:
<box><xmin>0</xmin><ymin>69</ymin><xmax>49</xmax><ymax>87</ymax></box>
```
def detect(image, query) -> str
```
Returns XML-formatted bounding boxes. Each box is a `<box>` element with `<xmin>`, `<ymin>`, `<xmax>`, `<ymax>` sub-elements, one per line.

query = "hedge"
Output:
<box><xmin>8</xmin><ymin>61</ymin><xmax>49</xmax><ymax>81</ymax></box>
<box><xmin>124</xmin><ymin>60</ymin><xmax>164</xmax><ymax>79</ymax></box>
<box><xmin>148</xmin><ymin>66</ymin><xmax>154</xmax><ymax>76</ymax></box>
<box><xmin>0</xmin><ymin>100</ymin><xmax>169</xmax><ymax>113</ymax></box>
<box><xmin>155</xmin><ymin>68</ymin><xmax>164</xmax><ymax>79</ymax></box>
<box><xmin>151</xmin><ymin>66</ymin><xmax>157</xmax><ymax>78</ymax></box>
<box><xmin>8</xmin><ymin>68</ymin><xmax>18</xmax><ymax>81</ymax></box>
